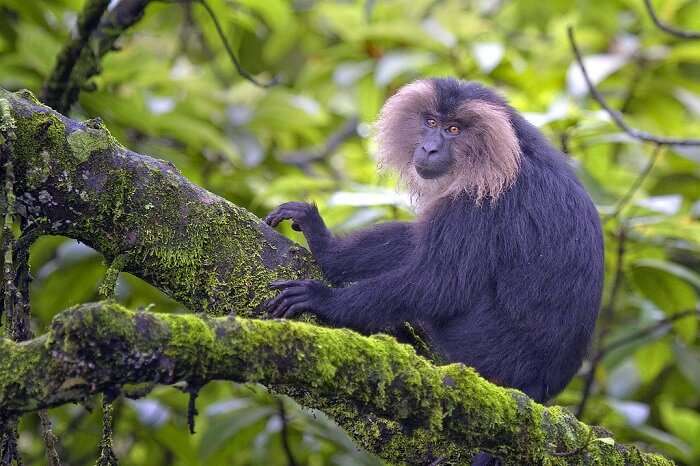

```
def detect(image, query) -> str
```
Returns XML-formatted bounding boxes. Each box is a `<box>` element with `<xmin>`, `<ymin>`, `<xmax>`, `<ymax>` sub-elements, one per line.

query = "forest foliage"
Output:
<box><xmin>1</xmin><ymin>0</ymin><xmax>700</xmax><ymax>464</ymax></box>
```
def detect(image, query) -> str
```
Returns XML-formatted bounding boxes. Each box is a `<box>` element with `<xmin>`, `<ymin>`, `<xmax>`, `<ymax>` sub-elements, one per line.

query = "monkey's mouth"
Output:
<box><xmin>415</xmin><ymin>164</ymin><xmax>445</xmax><ymax>180</ymax></box>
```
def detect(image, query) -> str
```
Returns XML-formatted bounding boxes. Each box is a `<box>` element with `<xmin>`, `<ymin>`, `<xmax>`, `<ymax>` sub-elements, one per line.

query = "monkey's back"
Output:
<box><xmin>424</xmin><ymin>125</ymin><xmax>604</xmax><ymax>403</ymax></box>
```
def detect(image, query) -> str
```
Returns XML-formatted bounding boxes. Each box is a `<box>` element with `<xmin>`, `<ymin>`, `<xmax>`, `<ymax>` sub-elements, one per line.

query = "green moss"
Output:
<box><xmin>71</xmin><ymin>151</ymin><xmax>302</xmax><ymax>315</ymax></box>
<box><xmin>161</xmin><ymin>312</ymin><xmax>214</xmax><ymax>373</ymax></box>
<box><xmin>0</xmin><ymin>98</ymin><xmax>16</xmax><ymax>135</ymax></box>
<box><xmin>11</xmin><ymin>111</ymin><xmax>70</xmax><ymax>191</ymax></box>
<box><xmin>13</xmin><ymin>89</ymin><xmax>40</xmax><ymax>105</ymax></box>
<box><xmin>0</xmin><ymin>338</ymin><xmax>48</xmax><ymax>413</ymax></box>
<box><xmin>6</xmin><ymin>91</ymin><xmax>120</xmax><ymax>195</ymax></box>
<box><xmin>66</xmin><ymin>127</ymin><xmax>115</xmax><ymax>162</ymax></box>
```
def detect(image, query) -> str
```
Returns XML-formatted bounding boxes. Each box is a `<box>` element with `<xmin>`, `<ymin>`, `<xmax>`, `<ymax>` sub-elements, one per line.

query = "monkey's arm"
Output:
<box><xmin>265</xmin><ymin>202</ymin><xmax>413</xmax><ymax>284</ymax></box>
<box><xmin>264</xmin><ymin>264</ymin><xmax>437</xmax><ymax>334</ymax></box>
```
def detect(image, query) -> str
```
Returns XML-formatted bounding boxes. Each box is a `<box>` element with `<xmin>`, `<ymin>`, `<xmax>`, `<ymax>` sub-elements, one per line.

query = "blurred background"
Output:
<box><xmin>1</xmin><ymin>0</ymin><xmax>700</xmax><ymax>464</ymax></box>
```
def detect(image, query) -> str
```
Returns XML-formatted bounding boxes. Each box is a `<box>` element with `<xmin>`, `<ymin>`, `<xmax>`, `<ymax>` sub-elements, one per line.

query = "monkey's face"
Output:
<box><xmin>412</xmin><ymin>115</ymin><xmax>459</xmax><ymax>180</ymax></box>
<box><xmin>376</xmin><ymin>79</ymin><xmax>522</xmax><ymax>206</ymax></box>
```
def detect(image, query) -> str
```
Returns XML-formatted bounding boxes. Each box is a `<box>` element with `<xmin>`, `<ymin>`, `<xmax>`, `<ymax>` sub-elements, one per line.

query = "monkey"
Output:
<box><xmin>264</xmin><ymin>79</ymin><xmax>604</xmax><ymax>461</ymax></box>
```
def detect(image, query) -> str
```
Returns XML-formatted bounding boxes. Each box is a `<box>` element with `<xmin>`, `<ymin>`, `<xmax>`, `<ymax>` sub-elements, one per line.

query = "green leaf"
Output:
<box><xmin>632</xmin><ymin>259</ymin><xmax>700</xmax><ymax>289</ymax></box>
<box><xmin>153</xmin><ymin>423</ymin><xmax>199</xmax><ymax>465</ymax></box>
<box><xmin>635</xmin><ymin>339</ymin><xmax>672</xmax><ymax>384</ymax></box>
<box><xmin>672</xmin><ymin>340</ymin><xmax>700</xmax><ymax>391</ymax></box>
<box><xmin>634</xmin><ymin>425</ymin><xmax>692</xmax><ymax>461</ymax></box>
<box><xmin>198</xmin><ymin>405</ymin><xmax>275</xmax><ymax>459</ymax></box>
<box><xmin>630</xmin><ymin>260</ymin><xmax>698</xmax><ymax>342</ymax></box>
<box><xmin>659</xmin><ymin>400</ymin><xmax>700</xmax><ymax>452</ymax></box>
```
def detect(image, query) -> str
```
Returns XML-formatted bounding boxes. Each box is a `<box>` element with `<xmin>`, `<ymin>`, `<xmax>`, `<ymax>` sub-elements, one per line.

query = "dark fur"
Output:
<box><xmin>265</xmin><ymin>79</ymin><xmax>604</xmax><ymax>452</ymax></box>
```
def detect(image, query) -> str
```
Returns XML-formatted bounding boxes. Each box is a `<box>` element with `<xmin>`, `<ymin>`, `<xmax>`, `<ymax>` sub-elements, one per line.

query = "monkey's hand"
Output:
<box><xmin>265</xmin><ymin>279</ymin><xmax>332</xmax><ymax>319</ymax></box>
<box><xmin>264</xmin><ymin>202</ymin><xmax>326</xmax><ymax>234</ymax></box>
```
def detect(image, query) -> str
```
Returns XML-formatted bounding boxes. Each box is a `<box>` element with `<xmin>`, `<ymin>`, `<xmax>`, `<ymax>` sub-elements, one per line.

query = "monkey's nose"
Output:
<box><xmin>421</xmin><ymin>145</ymin><xmax>439</xmax><ymax>156</ymax></box>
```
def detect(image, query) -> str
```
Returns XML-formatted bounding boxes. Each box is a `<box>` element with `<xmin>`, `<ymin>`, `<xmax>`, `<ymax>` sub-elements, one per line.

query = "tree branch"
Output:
<box><xmin>0</xmin><ymin>88</ymin><xmax>318</xmax><ymax>317</ymax></box>
<box><xmin>567</xmin><ymin>26</ymin><xmax>700</xmax><ymax>146</ymax></box>
<box><xmin>280</xmin><ymin>116</ymin><xmax>359</xmax><ymax>178</ymax></box>
<box><xmin>40</xmin><ymin>0</ymin><xmax>111</xmax><ymax>113</ymax></box>
<box><xmin>0</xmin><ymin>302</ymin><xmax>674</xmax><ymax>465</ymax></box>
<box><xmin>643</xmin><ymin>0</ymin><xmax>700</xmax><ymax>40</ymax></box>
<box><xmin>41</xmin><ymin>0</ymin><xmax>152</xmax><ymax>113</ymax></box>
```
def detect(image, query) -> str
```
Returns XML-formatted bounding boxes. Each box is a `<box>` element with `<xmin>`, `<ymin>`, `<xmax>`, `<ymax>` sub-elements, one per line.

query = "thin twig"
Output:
<box><xmin>643</xmin><ymin>0</ymin><xmax>700</xmax><ymax>39</ymax></box>
<box><xmin>601</xmin><ymin>308</ymin><xmax>700</xmax><ymax>355</ymax></box>
<box><xmin>577</xmin><ymin>226</ymin><xmax>627</xmax><ymax>418</ymax></box>
<box><xmin>0</xmin><ymin>422</ymin><xmax>22</xmax><ymax>466</ymax></box>
<box><xmin>186</xmin><ymin>386</ymin><xmax>199</xmax><ymax>435</ymax></box>
<box><xmin>0</xmin><ymin>115</ymin><xmax>55</xmax><ymax>461</ymax></box>
<box><xmin>608</xmin><ymin>57</ymin><xmax>648</xmax><ymax>162</ymax></box>
<box><xmin>197</xmin><ymin>0</ymin><xmax>277</xmax><ymax>88</ymax></box>
<box><xmin>578</xmin><ymin>308</ymin><xmax>700</xmax><ymax>418</ymax></box>
<box><xmin>600</xmin><ymin>228</ymin><xmax>628</xmax><ymax>339</ymax></box>
<box><xmin>99</xmin><ymin>254</ymin><xmax>128</xmax><ymax>300</ymax></box>
<box><xmin>96</xmin><ymin>399</ymin><xmax>118</xmax><ymax>466</ymax></box>
<box><xmin>605</xmin><ymin>144</ymin><xmax>664</xmax><ymax>221</ymax></box>
<box><xmin>38</xmin><ymin>411</ymin><xmax>62</xmax><ymax>466</ymax></box>
<box><xmin>567</xmin><ymin>26</ymin><xmax>700</xmax><ymax>146</ymax></box>
<box><xmin>576</xmin><ymin>354</ymin><xmax>602</xmax><ymax>419</ymax></box>
<box><xmin>277</xmin><ymin>398</ymin><xmax>298</xmax><ymax>466</ymax></box>
<box><xmin>281</xmin><ymin>116</ymin><xmax>359</xmax><ymax>168</ymax></box>
<box><xmin>42</xmin><ymin>0</ymin><xmax>151</xmax><ymax>113</ymax></box>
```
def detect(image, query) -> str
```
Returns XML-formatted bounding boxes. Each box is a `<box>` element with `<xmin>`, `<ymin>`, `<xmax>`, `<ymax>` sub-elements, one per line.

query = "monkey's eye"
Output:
<box><xmin>425</xmin><ymin>118</ymin><xmax>437</xmax><ymax>128</ymax></box>
<box><xmin>447</xmin><ymin>125</ymin><xmax>460</xmax><ymax>135</ymax></box>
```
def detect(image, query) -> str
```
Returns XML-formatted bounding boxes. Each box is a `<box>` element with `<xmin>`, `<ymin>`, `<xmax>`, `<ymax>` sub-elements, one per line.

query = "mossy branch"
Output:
<box><xmin>40</xmin><ymin>0</ymin><xmax>112</xmax><ymax>113</ymax></box>
<box><xmin>0</xmin><ymin>88</ymin><xmax>319</xmax><ymax>316</ymax></box>
<box><xmin>41</xmin><ymin>0</ymin><xmax>152</xmax><ymax>113</ymax></box>
<box><xmin>0</xmin><ymin>302</ymin><xmax>673</xmax><ymax>465</ymax></box>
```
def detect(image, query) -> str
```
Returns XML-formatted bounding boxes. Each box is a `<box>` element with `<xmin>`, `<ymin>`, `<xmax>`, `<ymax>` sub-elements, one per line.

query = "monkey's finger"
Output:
<box><xmin>266</xmin><ymin>287</ymin><xmax>306</xmax><ymax>312</ymax></box>
<box><xmin>265</xmin><ymin>206</ymin><xmax>295</xmax><ymax>224</ymax></box>
<box><xmin>269</xmin><ymin>290</ymin><xmax>307</xmax><ymax>317</ymax></box>
<box><xmin>273</xmin><ymin>204</ymin><xmax>311</xmax><ymax>217</ymax></box>
<box><xmin>270</xmin><ymin>279</ymin><xmax>303</xmax><ymax>289</ymax></box>
<box><xmin>270</xmin><ymin>279</ymin><xmax>319</xmax><ymax>289</ymax></box>
<box><xmin>265</xmin><ymin>212</ymin><xmax>287</xmax><ymax>227</ymax></box>
<box><xmin>267</xmin><ymin>286</ymin><xmax>305</xmax><ymax>308</ymax></box>
<box><xmin>265</xmin><ymin>209</ymin><xmax>301</xmax><ymax>227</ymax></box>
<box><xmin>282</xmin><ymin>303</ymin><xmax>307</xmax><ymax>319</ymax></box>
<box><xmin>271</xmin><ymin>295</ymin><xmax>308</xmax><ymax>318</ymax></box>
